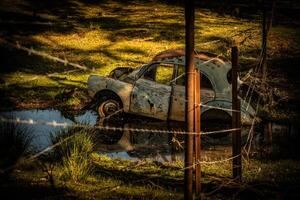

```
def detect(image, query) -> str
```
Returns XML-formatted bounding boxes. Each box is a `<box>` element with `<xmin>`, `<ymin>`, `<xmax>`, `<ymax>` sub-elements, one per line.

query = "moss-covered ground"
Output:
<box><xmin>0</xmin><ymin>0</ymin><xmax>299</xmax><ymax>122</ymax></box>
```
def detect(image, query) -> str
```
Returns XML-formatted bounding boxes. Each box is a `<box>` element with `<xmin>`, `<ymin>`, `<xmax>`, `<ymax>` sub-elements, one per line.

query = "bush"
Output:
<box><xmin>0</xmin><ymin>121</ymin><xmax>32</xmax><ymax>177</ymax></box>
<box><xmin>51</xmin><ymin>127</ymin><xmax>94</xmax><ymax>183</ymax></box>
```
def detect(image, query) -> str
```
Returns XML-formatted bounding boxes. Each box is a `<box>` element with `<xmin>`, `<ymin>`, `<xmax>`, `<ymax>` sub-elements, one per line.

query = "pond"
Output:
<box><xmin>0</xmin><ymin>109</ymin><xmax>187</xmax><ymax>161</ymax></box>
<box><xmin>0</xmin><ymin>109</ymin><xmax>298</xmax><ymax>161</ymax></box>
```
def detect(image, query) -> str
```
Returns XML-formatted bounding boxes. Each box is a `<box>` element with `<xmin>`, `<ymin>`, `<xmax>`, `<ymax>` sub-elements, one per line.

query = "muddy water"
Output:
<box><xmin>0</xmin><ymin>109</ymin><xmax>297</xmax><ymax>161</ymax></box>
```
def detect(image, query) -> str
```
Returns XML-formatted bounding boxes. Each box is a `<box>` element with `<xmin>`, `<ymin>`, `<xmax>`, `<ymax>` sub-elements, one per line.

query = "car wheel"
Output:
<box><xmin>97</xmin><ymin>95</ymin><xmax>122</xmax><ymax>118</ymax></box>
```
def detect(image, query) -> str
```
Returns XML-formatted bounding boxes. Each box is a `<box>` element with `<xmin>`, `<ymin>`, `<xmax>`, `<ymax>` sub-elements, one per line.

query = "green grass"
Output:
<box><xmin>50</xmin><ymin>126</ymin><xmax>95</xmax><ymax>182</ymax></box>
<box><xmin>0</xmin><ymin>0</ymin><xmax>299</xmax><ymax>112</ymax></box>
<box><xmin>1</xmin><ymin>153</ymin><xmax>300</xmax><ymax>199</ymax></box>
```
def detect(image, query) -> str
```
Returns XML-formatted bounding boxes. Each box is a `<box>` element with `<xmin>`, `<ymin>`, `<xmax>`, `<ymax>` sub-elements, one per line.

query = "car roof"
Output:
<box><xmin>152</xmin><ymin>49</ymin><xmax>229</xmax><ymax>65</ymax></box>
<box><xmin>150</xmin><ymin>49</ymin><xmax>232</xmax><ymax>93</ymax></box>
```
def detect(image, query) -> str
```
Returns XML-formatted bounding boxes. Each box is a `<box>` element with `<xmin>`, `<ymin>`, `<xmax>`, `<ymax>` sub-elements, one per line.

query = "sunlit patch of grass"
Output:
<box><xmin>0</xmin><ymin>0</ymin><xmax>298</xmax><ymax>111</ymax></box>
<box><xmin>202</xmin><ymin>162</ymin><xmax>232</xmax><ymax>178</ymax></box>
<box><xmin>1</xmin><ymin>72</ymin><xmax>59</xmax><ymax>87</ymax></box>
<box><xmin>57</xmin><ymin>30</ymin><xmax>109</xmax><ymax>50</ymax></box>
<box><xmin>32</xmin><ymin>30</ymin><xmax>111</xmax><ymax>51</ymax></box>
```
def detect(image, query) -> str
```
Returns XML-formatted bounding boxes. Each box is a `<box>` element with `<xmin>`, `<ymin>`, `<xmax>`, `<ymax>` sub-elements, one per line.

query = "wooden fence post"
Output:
<box><xmin>194</xmin><ymin>69</ymin><xmax>201</xmax><ymax>196</ymax></box>
<box><xmin>184</xmin><ymin>0</ymin><xmax>195</xmax><ymax>199</ymax></box>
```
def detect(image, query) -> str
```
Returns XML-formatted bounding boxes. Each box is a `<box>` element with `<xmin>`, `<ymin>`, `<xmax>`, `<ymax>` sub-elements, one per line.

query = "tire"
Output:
<box><xmin>95</xmin><ymin>94</ymin><xmax>124</xmax><ymax>145</ymax></box>
<box><xmin>96</xmin><ymin>93</ymin><xmax>123</xmax><ymax>118</ymax></box>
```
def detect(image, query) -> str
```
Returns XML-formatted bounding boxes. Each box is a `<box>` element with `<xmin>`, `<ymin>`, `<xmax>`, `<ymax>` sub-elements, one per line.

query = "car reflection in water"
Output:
<box><xmin>92</xmin><ymin>115</ymin><xmax>242</xmax><ymax>162</ymax></box>
<box><xmin>93</xmin><ymin>116</ymin><xmax>184</xmax><ymax>162</ymax></box>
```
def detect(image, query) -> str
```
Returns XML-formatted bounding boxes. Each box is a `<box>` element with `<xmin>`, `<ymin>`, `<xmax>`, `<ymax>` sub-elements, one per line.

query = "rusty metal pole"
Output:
<box><xmin>194</xmin><ymin>69</ymin><xmax>201</xmax><ymax>196</ymax></box>
<box><xmin>185</xmin><ymin>0</ymin><xmax>195</xmax><ymax>199</ymax></box>
<box><xmin>232</xmin><ymin>46</ymin><xmax>242</xmax><ymax>181</ymax></box>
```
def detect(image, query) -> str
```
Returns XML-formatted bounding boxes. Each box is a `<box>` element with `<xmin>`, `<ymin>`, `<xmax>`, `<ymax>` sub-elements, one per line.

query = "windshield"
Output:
<box><xmin>119</xmin><ymin>64</ymin><xmax>146</xmax><ymax>82</ymax></box>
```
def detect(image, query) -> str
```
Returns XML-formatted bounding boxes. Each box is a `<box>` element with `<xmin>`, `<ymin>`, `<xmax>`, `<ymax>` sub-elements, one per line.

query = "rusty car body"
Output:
<box><xmin>87</xmin><ymin>49</ymin><xmax>255</xmax><ymax>126</ymax></box>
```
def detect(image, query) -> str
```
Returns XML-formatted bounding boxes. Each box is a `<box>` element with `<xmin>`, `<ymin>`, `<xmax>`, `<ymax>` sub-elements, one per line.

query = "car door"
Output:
<box><xmin>169</xmin><ymin>64</ymin><xmax>216</xmax><ymax>121</ymax></box>
<box><xmin>169</xmin><ymin>64</ymin><xmax>185</xmax><ymax>121</ymax></box>
<box><xmin>129</xmin><ymin>63</ymin><xmax>175</xmax><ymax>120</ymax></box>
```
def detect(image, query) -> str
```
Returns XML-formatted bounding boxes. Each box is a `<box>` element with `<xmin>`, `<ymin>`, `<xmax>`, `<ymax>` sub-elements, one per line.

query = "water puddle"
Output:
<box><xmin>0</xmin><ymin>109</ymin><xmax>185</xmax><ymax>161</ymax></box>
<box><xmin>1</xmin><ymin>109</ymin><xmax>298</xmax><ymax>161</ymax></box>
<box><xmin>0</xmin><ymin>109</ymin><xmax>97</xmax><ymax>149</ymax></box>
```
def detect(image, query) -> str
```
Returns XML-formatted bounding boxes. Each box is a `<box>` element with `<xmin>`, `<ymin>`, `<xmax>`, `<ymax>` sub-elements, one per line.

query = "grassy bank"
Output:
<box><xmin>0</xmin><ymin>122</ymin><xmax>299</xmax><ymax>199</ymax></box>
<box><xmin>0</xmin><ymin>0</ymin><xmax>299</xmax><ymax>119</ymax></box>
<box><xmin>1</xmin><ymin>154</ymin><xmax>300</xmax><ymax>199</ymax></box>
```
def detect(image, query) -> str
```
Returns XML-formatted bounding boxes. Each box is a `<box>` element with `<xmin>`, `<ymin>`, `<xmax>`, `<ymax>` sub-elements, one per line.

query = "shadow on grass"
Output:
<box><xmin>94</xmin><ymin>162</ymin><xmax>184</xmax><ymax>191</ymax></box>
<box><xmin>0</xmin><ymin>40</ymin><xmax>146</xmax><ymax>76</ymax></box>
<box><xmin>0</xmin><ymin>176</ymin><xmax>77</xmax><ymax>200</ymax></box>
<box><xmin>0</xmin><ymin>44</ymin><xmax>75</xmax><ymax>75</ymax></box>
<box><xmin>269</xmin><ymin>56</ymin><xmax>300</xmax><ymax>86</ymax></box>
<box><xmin>93</xmin><ymin>163</ymin><xmax>300</xmax><ymax>199</ymax></box>
<box><xmin>0</xmin><ymin>85</ymin><xmax>76</xmax><ymax>110</ymax></box>
<box><xmin>0</xmin><ymin>0</ymin><xmax>189</xmax><ymax>46</ymax></box>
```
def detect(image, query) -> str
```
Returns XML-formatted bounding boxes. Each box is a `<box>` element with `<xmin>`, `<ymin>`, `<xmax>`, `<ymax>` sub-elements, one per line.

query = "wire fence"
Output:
<box><xmin>0</xmin><ymin>27</ymin><xmax>263</xmax><ymax>189</ymax></box>
<box><xmin>0</xmin><ymin>37</ymin><xmax>256</xmax><ymax>177</ymax></box>
<box><xmin>0</xmin><ymin>6</ymin><xmax>274</xmax><ymax>197</ymax></box>
<box><xmin>0</xmin><ymin>116</ymin><xmax>241</xmax><ymax>136</ymax></box>
<box><xmin>0</xmin><ymin>19</ymin><xmax>72</xmax><ymax>27</ymax></box>
<box><xmin>0</xmin><ymin>39</ymin><xmax>91</xmax><ymax>71</ymax></box>
<box><xmin>0</xmin><ymin>114</ymin><xmax>245</xmax><ymax>175</ymax></box>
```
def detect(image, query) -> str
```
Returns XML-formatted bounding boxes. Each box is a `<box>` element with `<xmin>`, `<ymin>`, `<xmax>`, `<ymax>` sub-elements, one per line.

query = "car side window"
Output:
<box><xmin>176</xmin><ymin>65</ymin><xmax>214</xmax><ymax>90</ymax></box>
<box><xmin>176</xmin><ymin>65</ymin><xmax>185</xmax><ymax>86</ymax></box>
<box><xmin>143</xmin><ymin>63</ymin><xmax>174</xmax><ymax>85</ymax></box>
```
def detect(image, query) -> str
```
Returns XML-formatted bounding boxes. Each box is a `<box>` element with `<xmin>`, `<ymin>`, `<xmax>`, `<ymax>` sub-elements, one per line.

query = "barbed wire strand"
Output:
<box><xmin>0</xmin><ymin>20</ymin><xmax>70</xmax><ymax>27</ymax></box>
<box><xmin>181</xmin><ymin>154</ymin><xmax>241</xmax><ymax>171</ymax></box>
<box><xmin>0</xmin><ymin>116</ymin><xmax>241</xmax><ymax>136</ymax></box>
<box><xmin>243</xmin><ymin>97</ymin><xmax>261</xmax><ymax>156</ymax></box>
<box><xmin>167</xmin><ymin>89</ymin><xmax>243</xmax><ymax>113</ymax></box>
<box><xmin>197</xmin><ymin>103</ymin><xmax>241</xmax><ymax>113</ymax></box>
<box><xmin>243</xmin><ymin>5</ymin><xmax>275</xmax><ymax>110</ymax></box>
<box><xmin>0</xmin><ymin>39</ymin><xmax>90</xmax><ymax>71</ymax></box>
<box><xmin>0</xmin><ymin>132</ymin><xmax>77</xmax><ymax>174</ymax></box>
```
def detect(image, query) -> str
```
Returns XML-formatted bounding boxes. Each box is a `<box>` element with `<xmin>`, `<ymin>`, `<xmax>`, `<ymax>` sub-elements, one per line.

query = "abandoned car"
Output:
<box><xmin>87</xmin><ymin>49</ymin><xmax>255</xmax><ymax>126</ymax></box>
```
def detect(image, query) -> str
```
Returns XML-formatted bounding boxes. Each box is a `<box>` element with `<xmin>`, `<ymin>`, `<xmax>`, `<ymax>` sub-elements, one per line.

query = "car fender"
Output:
<box><xmin>88</xmin><ymin>75</ymin><xmax>133</xmax><ymax>112</ymax></box>
<box><xmin>202</xmin><ymin>98</ymin><xmax>255</xmax><ymax>125</ymax></box>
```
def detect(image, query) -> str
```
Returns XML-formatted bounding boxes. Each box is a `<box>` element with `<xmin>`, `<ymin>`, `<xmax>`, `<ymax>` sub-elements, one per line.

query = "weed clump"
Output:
<box><xmin>51</xmin><ymin>127</ymin><xmax>94</xmax><ymax>183</ymax></box>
